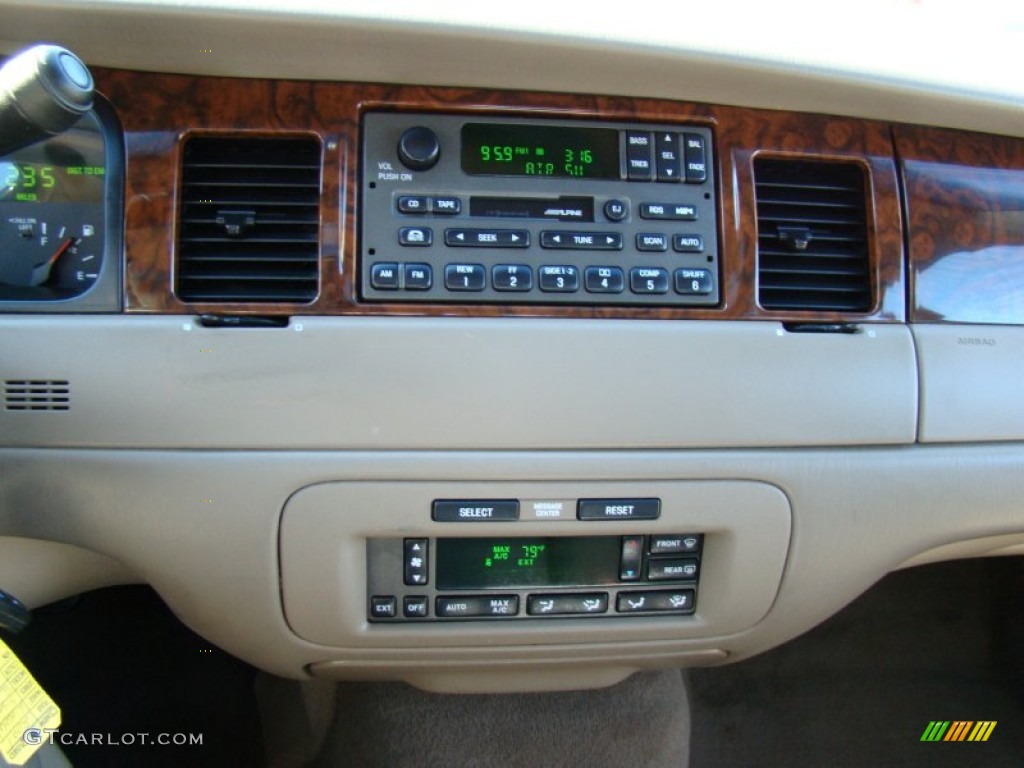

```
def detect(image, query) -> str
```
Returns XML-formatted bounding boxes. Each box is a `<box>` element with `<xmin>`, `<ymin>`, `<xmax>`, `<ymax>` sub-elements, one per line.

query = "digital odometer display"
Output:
<box><xmin>461</xmin><ymin>123</ymin><xmax>620</xmax><ymax>179</ymax></box>
<box><xmin>436</xmin><ymin>536</ymin><xmax>622</xmax><ymax>589</ymax></box>
<box><xmin>0</xmin><ymin>161</ymin><xmax>105</xmax><ymax>203</ymax></box>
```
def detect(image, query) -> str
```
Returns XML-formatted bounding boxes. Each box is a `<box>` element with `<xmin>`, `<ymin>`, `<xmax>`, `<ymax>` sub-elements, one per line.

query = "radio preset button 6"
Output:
<box><xmin>577</xmin><ymin>498</ymin><xmax>661</xmax><ymax>521</ymax></box>
<box><xmin>584</xmin><ymin>266</ymin><xmax>624</xmax><ymax>294</ymax></box>
<box><xmin>492</xmin><ymin>264</ymin><xmax>533</xmax><ymax>291</ymax></box>
<box><xmin>432</xmin><ymin>500</ymin><xmax>520</xmax><ymax>522</ymax></box>
<box><xmin>640</xmin><ymin>203</ymin><xmax>698</xmax><ymax>221</ymax></box>
<box><xmin>526</xmin><ymin>593</ymin><xmax>609</xmax><ymax>616</ymax></box>
<box><xmin>674</xmin><ymin>268</ymin><xmax>714</xmax><ymax>295</ymax></box>
<box><xmin>436</xmin><ymin>595</ymin><xmax>520</xmax><ymax>618</ymax></box>
<box><xmin>538</xmin><ymin>266</ymin><xmax>579</xmax><ymax>292</ymax></box>
<box><xmin>444</xmin><ymin>263</ymin><xmax>486</xmax><ymax>291</ymax></box>
<box><xmin>540</xmin><ymin>231</ymin><xmax>623</xmax><ymax>250</ymax></box>
<box><xmin>445</xmin><ymin>228</ymin><xmax>530</xmax><ymax>248</ymax></box>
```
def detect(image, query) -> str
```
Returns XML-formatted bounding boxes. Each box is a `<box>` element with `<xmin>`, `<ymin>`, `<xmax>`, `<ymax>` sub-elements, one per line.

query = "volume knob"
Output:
<box><xmin>397</xmin><ymin>126</ymin><xmax>440</xmax><ymax>171</ymax></box>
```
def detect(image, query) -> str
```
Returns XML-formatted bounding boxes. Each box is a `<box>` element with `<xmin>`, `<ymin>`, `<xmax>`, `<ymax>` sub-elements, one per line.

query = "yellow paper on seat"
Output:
<box><xmin>0</xmin><ymin>637</ymin><xmax>61</xmax><ymax>766</ymax></box>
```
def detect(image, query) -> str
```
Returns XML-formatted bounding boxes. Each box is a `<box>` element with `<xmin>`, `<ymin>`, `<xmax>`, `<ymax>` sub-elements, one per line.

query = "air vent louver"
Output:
<box><xmin>177</xmin><ymin>136</ymin><xmax>321</xmax><ymax>303</ymax></box>
<box><xmin>4</xmin><ymin>380</ymin><xmax>70</xmax><ymax>411</ymax></box>
<box><xmin>755</xmin><ymin>158</ymin><xmax>871</xmax><ymax>312</ymax></box>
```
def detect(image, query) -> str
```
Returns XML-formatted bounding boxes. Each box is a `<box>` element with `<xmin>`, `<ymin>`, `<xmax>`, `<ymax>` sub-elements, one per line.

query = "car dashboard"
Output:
<box><xmin>1</xmin><ymin>1</ymin><xmax>1024</xmax><ymax>695</ymax></box>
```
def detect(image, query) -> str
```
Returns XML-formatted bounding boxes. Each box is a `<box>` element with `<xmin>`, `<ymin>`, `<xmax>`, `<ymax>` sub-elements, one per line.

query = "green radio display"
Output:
<box><xmin>436</xmin><ymin>536</ymin><xmax>622</xmax><ymax>589</ymax></box>
<box><xmin>461</xmin><ymin>123</ymin><xmax>620</xmax><ymax>179</ymax></box>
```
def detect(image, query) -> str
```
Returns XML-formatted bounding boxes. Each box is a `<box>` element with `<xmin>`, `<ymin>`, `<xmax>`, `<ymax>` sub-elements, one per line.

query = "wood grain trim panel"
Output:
<box><xmin>94</xmin><ymin>69</ymin><xmax>904</xmax><ymax>321</ymax></box>
<box><xmin>895</xmin><ymin>125</ymin><xmax>1024</xmax><ymax>325</ymax></box>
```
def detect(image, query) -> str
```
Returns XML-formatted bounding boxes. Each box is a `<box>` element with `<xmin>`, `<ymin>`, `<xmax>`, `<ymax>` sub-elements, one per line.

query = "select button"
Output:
<box><xmin>432</xmin><ymin>500</ymin><xmax>520</xmax><ymax>522</ymax></box>
<box><xmin>577</xmin><ymin>498</ymin><xmax>660</xmax><ymax>521</ymax></box>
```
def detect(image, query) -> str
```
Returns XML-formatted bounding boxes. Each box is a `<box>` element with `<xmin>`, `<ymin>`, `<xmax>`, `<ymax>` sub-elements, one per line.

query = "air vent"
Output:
<box><xmin>177</xmin><ymin>136</ymin><xmax>321</xmax><ymax>303</ymax></box>
<box><xmin>755</xmin><ymin>158</ymin><xmax>871</xmax><ymax>312</ymax></box>
<box><xmin>4</xmin><ymin>380</ymin><xmax>70</xmax><ymax>411</ymax></box>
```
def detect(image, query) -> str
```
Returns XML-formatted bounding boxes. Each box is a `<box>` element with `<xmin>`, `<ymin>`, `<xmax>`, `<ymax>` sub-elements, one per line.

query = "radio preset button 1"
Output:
<box><xmin>640</xmin><ymin>203</ymin><xmax>698</xmax><ymax>221</ymax></box>
<box><xmin>445</xmin><ymin>228</ymin><xmax>529</xmax><ymax>248</ymax></box>
<box><xmin>674</xmin><ymin>268</ymin><xmax>714</xmax><ymax>295</ymax></box>
<box><xmin>432</xmin><ymin>500</ymin><xmax>520</xmax><ymax>522</ymax></box>
<box><xmin>540</xmin><ymin>231</ymin><xmax>622</xmax><ymax>250</ymax></box>
<box><xmin>526</xmin><ymin>593</ymin><xmax>609</xmax><ymax>616</ymax></box>
<box><xmin>616</xmin><ymin>590</ymin><xmax>695</xmax><ymax>614</ymax></box>
<box><xmin>444</xmin><ymin>263</ymin><xmax>486</xmax><ymax>291</ymax></box>
<box><xmin>673</xmin><ymin>234</ymin><xmax>704</xmax><ymax>252</ymax></box>
<box><xmin>578</xmin><ymin>498</ymin><xmax>661</xmax><ymax>521</ymax></box>
<box><xmin>493</xmin><ymin>264</ymin><xmax>533</xmax><ymax>291</ymax></box>
<box><xmin>684</xmin><ymin>133</ymin><xmax>708</xmax><ymax>183</ymax></box>
<box><xmin>403</xmin><ymin>263</ymin><xmax>432</xmax><ymax>290</ymax></box>
<box><xmin>538</xmin><ymin>266</ymin><xmax>579</xmax><ymax>292</ymax></box>
<box><xmin>603</xmin><ymin>199</ymin><xmax>628</xmax><ymax>221</ymax></box>
<box><xmin>626</xmin><ymin>131</ymin><xmax>653</xmax><ymax>181</ymax></box>
<box><xmin>584</xmin><ymin>266</ymin><xmax>624</xmax><ymax>294</ymax></box>
<box><xmin>650</xmin><ymin>534</ymin><xmax>703</xmax><ymax>554</ymax></box>
<box><xmin>630</xmin><ymin>268</ymin><xmax>670</xmax><ymax>294</ymax></box>
<box><xmin>655</xmin><ymin>132</ymin><xmax>682</xmax><ymax>182</ymax></box>
<box><xmin>436</xmin><ymin>595</ymin><xmax>519</xmax><ymax>618</ymax></box>
<box><xmin>370</xmin><ymin>263</ymin><xmax>400</xmax><ymax>290</ymax></box>
<box><xmin>647</xmin><ymin>558</ymin><xmax>700</xmax><ymax>581</ymax></box>
<box><xmin>396</xmin><ymin>195</ymin><xmax>429</xmax><ymax>214</ymax></box>
<box><xmin>399</xmin><ymin>226</ymin><xmax>432</xmax><ymax>246</ymax></box>
<box><xmin>637</xmin><ymin>233</ymin><xmax>669</xmax><ymax>252</ymax></box>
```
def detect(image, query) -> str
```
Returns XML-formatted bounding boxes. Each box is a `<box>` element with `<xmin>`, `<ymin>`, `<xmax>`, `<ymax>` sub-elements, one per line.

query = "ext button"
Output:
<box><xmin>655</xmin><ymin>131</ymin><xmax>682</xmax><ymax>182</ymax></box>
<box><xmin>431</xmin><ymin>196</ymin><xmax>461</xmax><ymax>214</ymax></box>
<box><xmin>492</xmin><ymin>264</ymin><xmax>533</xmax><ymax>292</ymax></box>
<box><xmin>432</xmin><ymin>500</ymin><xmax>520</xmax><ymax>522</ymax></box>
<box><xmin>540</xmin><ymin>231</ymin><xmax>623</xmax><ymax>250</ymax></box>
<box><xmin>404</xmin><ymin>538</ymin><xmax>428</xmax><ymax>586</ymax></box>
<box><xmin>584</xmin><ymin>266</ymin><xmax>624</xmax><ymax>294</ymax></box>
<box><xmin>630</xmin><ymin>267</ymin><xmax>669</xmax><ymax>294</ymax></box>
<box><xmin>445</xmin><ymin>229</ymin><xmax>529</xmax><ymax>248</ymax></box>
<box><xmin>526</xmin><ymin>593</ymin><xmax>608</xmax><ymax>616</ymax></box>
<box><xmin>397</xmin><ymin>196</ymin><xmax>429</xmax><ymax>214</ymax></box>
<box><xmin>674</xmin><ymin>268</ymin><xmax>714</xmax><ymax>295</ymax></box>
<box><xmin>616</xmin><ymin>590</ymin><xmax>695</xmax><ymax>614</ymax></box>
<box><xmin>626</xmin><ymin>131</ymin><xmax>652</xmax><ymax>181</ymax></box>
<box><xmin>399</xmin><ymin>226</ymin><xmax>432</xmax><ymax>246</ymax></box>
<box><xmin>636</xmin><ymin>233</ymin><xmax>668</xmax><ymax>252</ymax></box>
<box><xmin>403</xmin><ymin>263</ymin><xmax>432</xmax><ymax>290</ymax></box>
<box><xmin>684</xmin><ymin>133</ymin><xmax>708</xmax><ymax>183</ymax></box>
<box><xmin>578</xmin><ymin>498</ymin><xmax>660</xmax><ymax>521</ymax></box>
<box><xmin>370</xmin><ymin>262</ymin><xmax>400</xmax><ymax>290</ymax></box>
<box><xmin>639</xmin><ymin>203</ymin><xmax>698</xmax><ymax>221</ymax></box>
<box><xmin>538</xmin><ymin>266</ymin><xmax>579</xmax><ymax>292</ymax></box>
<box><xmin>444</xmin><ymin>263</ymin><xmax>486</xmax><ymax>291</ymax></box>
<box><xmin>436</xmin><ymin>595</ymin><xmax>519</xmax><ymax>618</ymax></box>
<box><xmin>673</xmin><ymin>234</ymin><xmax>704</xmax><ymax>253</ymax></box>
<box><xmin>650</xmin><ymin>534</ymin><xmax>703</xmax><ymax>554</ymax></box>
<box><xmin>369</xmin><ymin>595</ymin><xmax>398</xmax><ymax>619</ymax></box>
<box><xmin>647</xmin><ymin>558</ymin><xmax>700</xmax><ymax>581</ymax></box>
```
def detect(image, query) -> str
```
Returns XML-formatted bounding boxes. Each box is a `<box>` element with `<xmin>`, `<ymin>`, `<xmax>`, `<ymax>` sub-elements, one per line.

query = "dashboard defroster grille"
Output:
<box><xmin>176</xmin><ymin>136</ymin><xmax>321</xmax><ymax>303</ymax></box>
<box><xmin>754</xmin><ymin>158</ymin><xmax>871</xmax><ymax>312</ymax></box>
<box><xmin>4</xmin><ymin>380</ymin><xmax>70</xmax><ymax>411</ymax></box>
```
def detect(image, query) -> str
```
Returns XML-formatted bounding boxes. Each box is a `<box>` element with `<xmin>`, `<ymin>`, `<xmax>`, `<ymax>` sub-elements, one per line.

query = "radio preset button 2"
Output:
<box><xmin>492</xmin><ymin>264</ymin><xmax>533</xmax><ymax>292</ymax></box>
<box><xmin>584</xmin><ymin>266</ymin><xmax>624</xmax><ymax>294</ymax></box>
<box><xmin>538</xmin><ymin>266</ymin><xmax>579</xmax><ymax>292</ymax></box>
<box><xmin>640</xmin><ymin>203</ymin><xmax>698</xmax><ymax>221</ymax></box>
<box><xmin>444</xmin><ymin>263</ymin><xmax>486</xmax><ymax>291</ymax></box>
<box><xmin>540</xmin><ymin>231</ymin><xmax>622</xmax><ymax>250</ymax></box>
<box><xmin>445</xmin><ymin>228</ymin><xmax>530</xmax><ymax>248</ymax></box>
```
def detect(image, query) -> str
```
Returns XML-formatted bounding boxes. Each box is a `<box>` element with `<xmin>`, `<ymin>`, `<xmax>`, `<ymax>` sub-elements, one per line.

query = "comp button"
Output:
<box><xmin>432</xmin><ymin>500</ymin><xmax>520</xmax><ymax>522</ymax></box>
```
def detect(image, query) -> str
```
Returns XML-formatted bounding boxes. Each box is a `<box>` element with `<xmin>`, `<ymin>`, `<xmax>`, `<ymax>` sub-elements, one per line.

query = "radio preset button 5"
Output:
<box><xmin>630</xmin><ymin>268</ymin><xmax>670</xmax><ymax>294</ymax></box>
<box><xmin>540</xmin><ymin>231</ymin><xmax>622</xmax><ymax>250</ymax></box>
<box><xmin>492</xmin><ymin>264</ymin><xmax>533</xmax><ymax>292</ymax></box>
<box><xmin>538</xmin><ymin>266</ymin><xmax>579</xmax><ymax>292</ymax></box>
<box><xmin>432</xmin><ymin>500</ymin><xmax>520</xmax><ymax>522</ymax></box>
<box><xmin>640</xmin><ymin>203</ymin><xmax>698</xmax><ymax>221</ymax></box>
<box><xmin>445</xmin><ymin>228</ymin><xmax>530</xmax><ymax>248</ymax></box>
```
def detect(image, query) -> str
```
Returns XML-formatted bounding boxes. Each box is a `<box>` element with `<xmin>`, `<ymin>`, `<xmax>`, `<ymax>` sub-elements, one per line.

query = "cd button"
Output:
<box><xmin>397</xmin><ymin>195</ymin><xmax>429</xmax><ymax>214</ymax></box>
<box><xmin>584</xmin><ymin>266</ymin><xmax>624</xmax><ymax>294</ymax></box>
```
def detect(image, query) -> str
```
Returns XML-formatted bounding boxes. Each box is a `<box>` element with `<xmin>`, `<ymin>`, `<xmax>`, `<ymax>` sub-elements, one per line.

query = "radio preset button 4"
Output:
<box><xmin>584</xmin><ymin>266</ymin><xmax>624</xmax><ymax>294</ymax></box>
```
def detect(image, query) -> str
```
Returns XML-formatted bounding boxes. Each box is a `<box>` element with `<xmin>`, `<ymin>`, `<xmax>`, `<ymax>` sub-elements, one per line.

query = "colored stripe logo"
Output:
<box><xmin>920</xmin><ymin>721</ymin><xmax>997</xmax><ymax>742</ymax></box>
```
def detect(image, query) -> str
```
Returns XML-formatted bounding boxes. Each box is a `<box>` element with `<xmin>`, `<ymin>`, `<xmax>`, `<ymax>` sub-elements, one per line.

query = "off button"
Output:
<box><xmin>577</xmin><ymin>498</ymin><xmax>661</xmax><ymax>521</ymax></box>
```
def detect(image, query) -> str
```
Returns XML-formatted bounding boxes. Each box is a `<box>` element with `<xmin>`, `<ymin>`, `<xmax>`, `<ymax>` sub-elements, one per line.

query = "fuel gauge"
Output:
<box><xmin>0</xmin><ymin>210</ymin><xmax>104</xmax><ymax>297</ymax></box>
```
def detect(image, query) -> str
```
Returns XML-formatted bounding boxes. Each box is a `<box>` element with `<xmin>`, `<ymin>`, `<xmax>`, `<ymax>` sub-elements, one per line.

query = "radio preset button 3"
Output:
<box><xmin>538</xmin><ymin>266</ymin><xmax>579</xmax><ymax>292</ymax></box>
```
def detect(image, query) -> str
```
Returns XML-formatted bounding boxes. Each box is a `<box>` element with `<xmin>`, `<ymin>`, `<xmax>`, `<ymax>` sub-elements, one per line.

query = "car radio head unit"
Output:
<box><xmin>360</xmin><ymin>112</ymin><xmax>718</xmax><ymax>308</ymax></box>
